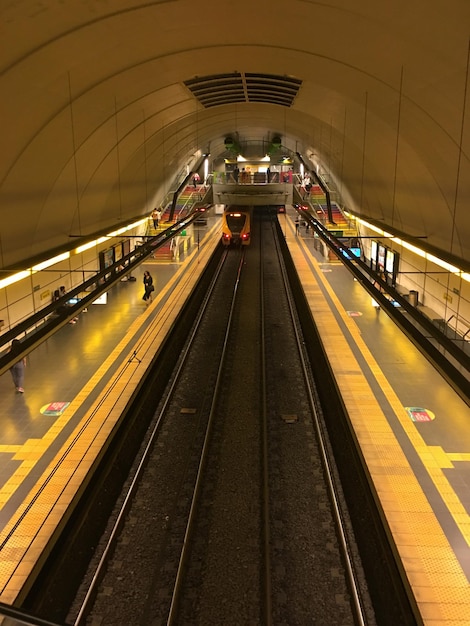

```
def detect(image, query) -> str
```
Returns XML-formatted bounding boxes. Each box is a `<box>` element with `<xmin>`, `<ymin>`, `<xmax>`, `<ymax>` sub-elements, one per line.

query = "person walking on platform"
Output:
<box><xmin>9</xmin><ymin>339</ymin><xmax>26</xmax><ymax>393</ymax></box>
<box><xmin>233</xmin><ymin>165</ymin><xmax>239</xmax><ymax>183</ymax></box>
<box><xmin>142</xmin><ymin>270</ymin><xmax>154</xmax><ymax>304</ymax></box>
<box><xmin>295</xmin><ymin>215</ymin><xmax>300</xmax><ymax>235</ymax></box>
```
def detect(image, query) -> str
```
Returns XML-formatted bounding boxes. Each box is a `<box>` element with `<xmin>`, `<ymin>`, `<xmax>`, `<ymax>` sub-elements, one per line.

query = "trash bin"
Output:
<box><xmin>409</xmin><ymin>290</ymin><xmax>418</xmax><ymax>307</ymax></box>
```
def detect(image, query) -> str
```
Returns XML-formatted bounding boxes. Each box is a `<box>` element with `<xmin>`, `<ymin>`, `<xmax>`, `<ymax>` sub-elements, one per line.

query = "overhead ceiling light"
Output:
<box><xmin>32</xmin><ymin>252</ymin><xmax>70</xmax><ymax>272</ymax></box>
<box><xmin>0</xmin><ymin>270</ymin><xmax>31</xmax><ymax>290</ymax></box>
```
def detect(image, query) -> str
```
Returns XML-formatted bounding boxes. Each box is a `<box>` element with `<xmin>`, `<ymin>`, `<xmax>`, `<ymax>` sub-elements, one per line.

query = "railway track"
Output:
<box><xmin>63</xmin><ymin>211</ymin><xmax>373</xmax><ymax>625</ymax></box>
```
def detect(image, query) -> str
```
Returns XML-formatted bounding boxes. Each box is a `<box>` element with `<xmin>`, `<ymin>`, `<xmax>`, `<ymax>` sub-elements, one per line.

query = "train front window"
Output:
<box><xmin>226</xmin><ymin>213</ymin><xmax>246</xmax><ymax>233</ymax></box>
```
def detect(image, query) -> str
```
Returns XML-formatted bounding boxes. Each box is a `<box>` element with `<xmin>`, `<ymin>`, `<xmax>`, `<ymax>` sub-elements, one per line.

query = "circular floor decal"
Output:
<box><xmin>405</xmin><ymin>407</ymin><xmax>435</xmax><ymax>422</ymax></box>
<box><xmin>40</xmin><ymin>401</ymin><xmax>70</xmax><ymax>416</ymax></box>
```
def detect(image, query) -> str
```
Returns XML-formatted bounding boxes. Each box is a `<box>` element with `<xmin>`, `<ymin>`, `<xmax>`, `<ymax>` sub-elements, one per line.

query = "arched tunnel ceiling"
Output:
<box><xmin>1</xmin><ymin>0</ymin><xmax>470</xmax><ymax>269</ymax></box>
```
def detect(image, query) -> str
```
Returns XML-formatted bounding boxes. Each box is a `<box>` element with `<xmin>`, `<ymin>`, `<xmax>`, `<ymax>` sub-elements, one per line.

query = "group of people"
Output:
<box><xmin>234</xmin><ymin>167</ymin><xmax>252</xmax><ymax>184</ymax></box>
<box><xmin>229</xmin><ymin>166</ymin><xmax>294</xmax><ymax>184</ymax></box>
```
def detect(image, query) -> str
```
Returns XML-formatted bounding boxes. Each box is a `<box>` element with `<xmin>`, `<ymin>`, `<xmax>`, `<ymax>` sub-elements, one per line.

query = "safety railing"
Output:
<box><xmin>0</xmin><ymin>601</ymin><xmax>64</xmax><ymax>626</ymax></box>
<box><xmin>445</xmin><ymin>314</ymin><xmax>470</xmax><ymax>343</ymax></box>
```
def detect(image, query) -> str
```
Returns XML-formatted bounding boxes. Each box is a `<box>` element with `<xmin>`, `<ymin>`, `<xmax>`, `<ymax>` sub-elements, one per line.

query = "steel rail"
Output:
<box><xmin>165</xmin><ymin>248</ymin><xmax>246</xmax><ymax>625</ymax></box>
<box><xmin>259</xmin><ymin>221</ymin><xmax>273</xmax><ymax>626</ymax></box>
<box><xmin>72</xmin><ymin>249</ymin><xmax>230</xmax><ymax>626</ymax></box>
<box><xmin>272</xmin><ymin>220</ymin><xmax>368</xmax><ymax>626</ymax></box>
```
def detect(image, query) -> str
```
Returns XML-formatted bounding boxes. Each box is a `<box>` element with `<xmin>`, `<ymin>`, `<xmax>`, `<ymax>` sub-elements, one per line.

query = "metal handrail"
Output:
<box><xmin>0</xmin><ymin>601</ymin><xmax>65</xmax><ymax>626</ymax></box>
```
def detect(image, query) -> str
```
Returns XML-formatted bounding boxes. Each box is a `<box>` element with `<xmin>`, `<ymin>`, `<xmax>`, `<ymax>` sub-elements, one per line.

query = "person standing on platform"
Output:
<box><xmin>142</xmin><ymin>270</ymin><xmax>154</xmax><ymax>304</ymax></box>
<box><xmin>295</xmin><ymin>215</ymin><xmax>300</xmax><ymax>235</ymax></box>
<box><xmin>233</xmin><ymin>165</ymin><xmax>239</xmax><ymax>183</ymax></box>
<box><xmin>9</xmin><ymin>339</ymin><xmax>26</xmax><ymax>393</ymax></box>
<box><xmin>57</xmin><ymin>285</ymin><xmax>78</xmax><ymax>324</ymax></box>
<box><xmin>266</xmin><ymin>167</ymin><xmax>271</xmax><ymax>183</ymax></box>
<box><xmin>371</xmin><ymin>274</ymin><xmax>384</xmax><ymax>312</ymax></box>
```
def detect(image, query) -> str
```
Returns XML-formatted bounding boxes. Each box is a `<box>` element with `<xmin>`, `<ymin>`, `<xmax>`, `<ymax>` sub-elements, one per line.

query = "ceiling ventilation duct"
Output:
<box><xmin>184</xmin><ymin>73</ymin><xmax>301</xmax><ymax>108</ymax></box>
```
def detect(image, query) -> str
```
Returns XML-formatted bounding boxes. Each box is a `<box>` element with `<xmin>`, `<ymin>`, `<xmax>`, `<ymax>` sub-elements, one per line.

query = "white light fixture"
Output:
<box><xmin>76</xmin><ymin>241</ymin><xmax>97</xmax><ymax>254</ymax></box>
<box><xmin>0</xmin><ymin>270</ymin><xmax>31</xmax><ymax>290</ymax></box>
<box><xmin>350</xmin><ymin>214</ymin><xmax>469</xmax><ymax>281</ymax></box>
<box><xmin>32</xmin><ymin>252</ymin><xmax>70</xmax><ymax>272</ymax></box>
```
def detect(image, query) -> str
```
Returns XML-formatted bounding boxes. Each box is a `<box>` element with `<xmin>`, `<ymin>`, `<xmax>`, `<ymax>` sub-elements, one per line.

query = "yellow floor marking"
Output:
<box><xmin>0</xmin><ymin>228</ymin><xmax>221</xmax><ymax>602</ymax></box>
<box><xmin>0</xmin><ymin>222</ymin><xmax>221</xmax><ymax>511</ymax></box>
<box><xmin>294</xmin><ymin>226</ymin><xmax>470</xmax><ymax>548</ymax></box>
<box><xmin>429</xmin><ymin>446</ymin><xmax>455</xmax><ymax>468</ymax></box>
<box><xmin>447</xmin><ymin>453</ymin><xmax>470</xmax><ymax>463</ymax></box>
<box><xmin>285</xmin><ymin>216</ymin><xmax>470</xmax><ymax>622</ymax></box>
<box><xmin>0</xmin><ymin>446</ymin><xmax>22</xmax><ymax>454</ymax></box>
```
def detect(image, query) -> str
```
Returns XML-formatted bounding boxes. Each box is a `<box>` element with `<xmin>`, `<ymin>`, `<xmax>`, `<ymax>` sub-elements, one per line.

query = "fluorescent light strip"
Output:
<box><xmin>32</xmin><ymin>252</ymin><xmax>70</xmax><ymax>272</ymax></box>
<box><xmin>1</xmin><ymin>219</ymin><xmax>149</xmax><ymax>291</ymax></box>
<box><xmin>75</xmin><ymin>219</ymin><xmax>147</xmax><ymax>254</ymax></box>
<box><xmin>0</xmin><ymin>270</ymin><xmax>31</xmax><ymax>290</ymax></box>
<box><xmin>347</xmin><ymin>214</ymin><xmax>469</xmax><ymax>282</ymax></box>
<box><xmin>75</xmin><ymin>241</ymin><xmax>97</xmax><ymax>254</ymax></box>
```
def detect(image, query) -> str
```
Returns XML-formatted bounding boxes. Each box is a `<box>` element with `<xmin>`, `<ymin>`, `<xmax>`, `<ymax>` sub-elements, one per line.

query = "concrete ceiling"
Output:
<box><xmin>1</xmin><ymin>0</ymin><xmax>470</xmax><ymax>269</ymax></box>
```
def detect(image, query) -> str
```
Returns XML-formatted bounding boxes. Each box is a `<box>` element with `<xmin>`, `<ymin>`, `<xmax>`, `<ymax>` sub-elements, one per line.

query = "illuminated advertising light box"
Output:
<box><xmin>103</xmin><ymin>248</ymin><xmax>114</xmax><ymax>268</ymax></box>
<box><xmin>385</xmin><ymin>249</ymin><xmax>395</xmax><ymax>274</ymax></box>
<box><xmin>378</xmin><ymin>244</ymin><xmax>386</xmax><ymax>269</ymax></box>
<box><xmin>385</xmin><ymin>249</ymin><xmax>399</xmax><ymax>285</ymax></box>
<box><xmin>371</xmin><ymin>240</ymin><xmax>378</xmax><ymax>268</ymax></box>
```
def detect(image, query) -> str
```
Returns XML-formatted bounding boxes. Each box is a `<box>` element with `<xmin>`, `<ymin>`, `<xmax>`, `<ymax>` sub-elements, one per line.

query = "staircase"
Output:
<box><xmin>151</xmin><ymin>185</ymin><xmax>202</xmax><ymax>261</ymax></box>
<box><xmin>308</xmin><ymin>185</ymin><xmax>355</xmax><ymax>235</ymax></box>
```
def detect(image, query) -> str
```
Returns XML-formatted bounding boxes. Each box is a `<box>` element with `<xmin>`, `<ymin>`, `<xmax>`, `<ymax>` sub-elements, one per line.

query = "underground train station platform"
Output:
<box><xmin>0</xmin><ymin>209</ymin><xmax>469</xmax><ymax>625</ymax></box>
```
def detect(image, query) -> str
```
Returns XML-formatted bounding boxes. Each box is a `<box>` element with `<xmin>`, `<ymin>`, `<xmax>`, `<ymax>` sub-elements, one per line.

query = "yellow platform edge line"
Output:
<box><xmin>0</xmin><ymin>225</ymin><xmax>220</xmax><ymax>603</ymax></box>
<box><xmin>284</xmin><ymin>215</ymin><xmax>470</xmax><ymax>621</ymax></box>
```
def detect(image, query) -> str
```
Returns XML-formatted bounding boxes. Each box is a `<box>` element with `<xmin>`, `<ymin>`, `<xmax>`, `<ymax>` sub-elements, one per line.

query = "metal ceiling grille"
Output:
<box><xmin>184</xmin><ymin>72</ymin><xmax>302</xmax><ymax>108</ymax></box>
